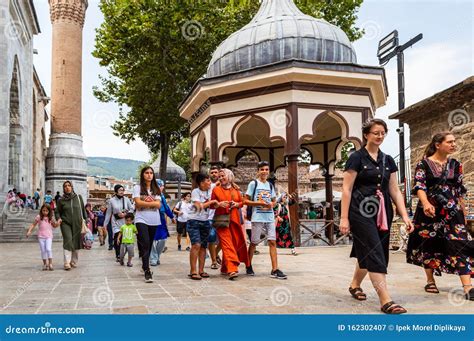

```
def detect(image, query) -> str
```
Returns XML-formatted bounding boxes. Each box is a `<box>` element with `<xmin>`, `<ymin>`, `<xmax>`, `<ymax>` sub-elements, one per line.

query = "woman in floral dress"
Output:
<box><xmin>407</xmin><ymin>132</ymin><xmax>473</xmax><ymax>301</ymax></box>
<box><xmin>274</xmin><ymin>193</ymin><xmax>297</xmax><ymax>255</ymax></box>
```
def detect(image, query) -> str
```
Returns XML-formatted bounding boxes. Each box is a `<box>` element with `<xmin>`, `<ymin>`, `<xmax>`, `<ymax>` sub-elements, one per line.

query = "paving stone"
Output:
<box><xmin>0</xmin><ymin>239</ymin><xmax>472</xmax><ymax>314</ymax></box>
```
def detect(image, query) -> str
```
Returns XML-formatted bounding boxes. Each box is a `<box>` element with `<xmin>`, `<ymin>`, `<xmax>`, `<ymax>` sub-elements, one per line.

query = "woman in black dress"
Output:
<box><xmin>407</xmin><ymin>132</ymin><xmax>473</xmax><ymax>300</ymax></box>
<box><xmin>340</xmin><ymin>119</ymin><xmax>414</xmax><ymax>314</ymax></box>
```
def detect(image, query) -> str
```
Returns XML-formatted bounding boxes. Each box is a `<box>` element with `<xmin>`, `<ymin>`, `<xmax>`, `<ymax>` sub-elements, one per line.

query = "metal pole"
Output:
<box><xmin>397</xmin><ymin>50</ymin><xmax>406</xmax><ymax>205</ymax></box>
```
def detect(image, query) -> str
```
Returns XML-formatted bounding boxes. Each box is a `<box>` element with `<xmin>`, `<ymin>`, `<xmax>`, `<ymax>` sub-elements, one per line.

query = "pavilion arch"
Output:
<box><xmin>299</xmin><ymin>110</ymin><xmax>362</xmax><ymax>172</ymax></box>
<box><xmin>192</xmin><ymin>130</ymin><xmax>209</xmax><ymax>172</ymax></box>
<box><xmin>218</xmin><ymin>114</ymin><xmax>286</xmax><ymax>171</ymax></box>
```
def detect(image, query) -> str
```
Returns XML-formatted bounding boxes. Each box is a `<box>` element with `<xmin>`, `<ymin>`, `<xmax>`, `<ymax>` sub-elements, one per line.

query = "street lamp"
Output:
<box><xmin>378</xmin><ymin>30</ymin><xmax>422</xmax><ymax>204</ymax></box>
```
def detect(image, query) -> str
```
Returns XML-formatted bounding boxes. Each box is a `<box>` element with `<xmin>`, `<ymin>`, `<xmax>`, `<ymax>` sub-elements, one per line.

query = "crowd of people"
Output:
<box><xmin>19</xmin><ymin>118</ymin><xmax>473</xmax><ymax>313</ymax></box>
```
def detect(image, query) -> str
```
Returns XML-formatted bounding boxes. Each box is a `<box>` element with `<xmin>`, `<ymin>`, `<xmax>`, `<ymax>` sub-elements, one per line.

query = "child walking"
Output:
<box><xmin>26</xmin><ymin>204</ymin><xmax>59</xmax><ymax>270</ymax></box>
<box><xmin>117</xmin><ymin>212</ymin><xmax>138</xmax><ymax>267</ymax></box>
<box><xmin>173</xmin><ymin>192</ymin><xmax>192</xmax><ymax>251</ymax></box>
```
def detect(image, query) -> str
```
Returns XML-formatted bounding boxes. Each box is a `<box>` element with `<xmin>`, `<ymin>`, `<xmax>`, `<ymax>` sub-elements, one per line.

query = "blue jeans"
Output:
<box><xmin>187</xmin><ymin>220</ymin><xmax>211</xmax><ymax>248</ymax></box>
<box><xmin>150</xmin><ymin>239</ymin><xmax>166</xmax><ymax>265</ymax></box>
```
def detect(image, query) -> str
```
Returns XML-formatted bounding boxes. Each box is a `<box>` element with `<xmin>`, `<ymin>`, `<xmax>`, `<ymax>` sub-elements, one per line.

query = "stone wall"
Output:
<box><xmin>407</xmin><ymin>101</ymin><xmax>474</xmax><ymax>192</ymax></box>
<box><xmin>0</xmin><ymin>1</ymin><xmax>38</xmax><ymax>199</ymax></box>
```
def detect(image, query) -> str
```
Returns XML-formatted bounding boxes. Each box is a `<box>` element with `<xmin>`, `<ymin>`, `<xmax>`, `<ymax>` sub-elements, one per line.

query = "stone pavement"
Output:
<box><xmin>0</xmin><ymin>237</ymin><xmax>471</xmax><ymax>315</ymax></box>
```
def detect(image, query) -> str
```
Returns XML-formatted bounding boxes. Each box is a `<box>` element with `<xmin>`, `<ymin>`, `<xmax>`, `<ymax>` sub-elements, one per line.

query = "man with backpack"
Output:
<box><xmin>245</xmin><ymin>161</ymin><xmax>287</xmax><ymax>279</ymax></box>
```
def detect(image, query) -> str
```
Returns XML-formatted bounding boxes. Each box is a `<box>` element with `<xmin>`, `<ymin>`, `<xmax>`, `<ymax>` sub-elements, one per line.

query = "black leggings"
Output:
<box><xmin>136</xmin><ymin>223</ymin><xmax>157</xmax><ymax>271</ymax></box>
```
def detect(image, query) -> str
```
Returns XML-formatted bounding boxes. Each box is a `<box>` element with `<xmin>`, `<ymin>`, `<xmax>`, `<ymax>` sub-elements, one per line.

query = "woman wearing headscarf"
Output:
<box><xmin>150</xmin><ymin>179</ymin><xmax>175</xmax><ymax>266</ymax></box>
<box><xmin>211</xmin><ymin>169</ymin><xmax>250</xmax><ymax>280</ymax></box>
<box><xmin>55</xmin><ymin>181</ymin><xmax>87</xmax><ymax>270</ymax></box>
<box><xmin>274</xmin><ymin>192</ymin><xmax>297</xmax><ymax>255</ymax></box>
<box><xmin>104</xmin><ymin>184</ymin><xmax>134</xmax><ymax>261</ymax></box>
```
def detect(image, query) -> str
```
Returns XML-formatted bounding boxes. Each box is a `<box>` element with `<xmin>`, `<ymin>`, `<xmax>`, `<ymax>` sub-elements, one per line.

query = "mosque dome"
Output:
<box><xmin>150</xmin><ymin>154</ymin><xmax>187</xmax><ymax>182</ymax></box>
<box><xmin>206</xmin><ymin>0</ymin><xmax>357</xmax><ymax>78</ymax></box>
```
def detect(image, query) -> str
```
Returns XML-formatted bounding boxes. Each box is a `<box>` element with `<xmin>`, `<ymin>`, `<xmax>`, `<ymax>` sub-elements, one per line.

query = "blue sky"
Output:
<box><xmin>32</xmin><ymin>0</ymin><xmax>473</xmax><ymax>162</ymax></box>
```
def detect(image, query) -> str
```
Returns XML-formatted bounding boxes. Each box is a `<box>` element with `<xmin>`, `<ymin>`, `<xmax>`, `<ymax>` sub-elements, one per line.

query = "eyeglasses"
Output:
<box><xmin>368</xmin><ymin>131</ymin><xmax>386</xmax><ymax>137</ymax></box>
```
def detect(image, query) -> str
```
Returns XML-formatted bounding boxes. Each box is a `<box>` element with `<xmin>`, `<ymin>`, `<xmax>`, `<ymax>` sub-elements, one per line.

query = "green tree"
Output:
<box><xmin>94</xmin><ymin>0</ymin><xmax>364</xmax><ymax>178</ymax></box>
<box><xmin>170</xmin><ymin>137</ymin><xmax>192</xmax><ymax>181</ymax></box>
<box><xmin>335</xmin><ymin>141</ymin><xmax>355</xmax><ymax>169</ymax></box>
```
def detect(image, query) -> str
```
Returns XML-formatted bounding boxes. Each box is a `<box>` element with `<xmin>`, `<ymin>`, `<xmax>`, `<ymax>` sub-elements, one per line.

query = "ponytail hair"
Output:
<box><xmin>423</xmin><ymin>132</ymin><xmax>453</xmax><ymax>158</ymax></box>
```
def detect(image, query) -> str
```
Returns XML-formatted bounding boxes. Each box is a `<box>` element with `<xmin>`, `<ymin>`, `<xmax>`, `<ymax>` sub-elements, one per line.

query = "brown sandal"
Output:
<box><xmin>199</xmin><ymin>272</ymin><xmax>210</xmax><ymax>278</ymax></box>
<box><xmin>229</xmin><ymin>272</ymin><xmax>238</xmax><ymax>280</ymax></box>
<box><xmin>424</xmin><ymin>282</ymin><xmax>439</xmax><ymax>294</ymax></box>
<box><xmin>381</xmin><ymin>301</ymin><xmax>407</xmax><ymax>314</ymax></box>
<box><xmin>349</xmin><ymin>287</ymin><xmax>367</xmax><ymax>301</ymax></box>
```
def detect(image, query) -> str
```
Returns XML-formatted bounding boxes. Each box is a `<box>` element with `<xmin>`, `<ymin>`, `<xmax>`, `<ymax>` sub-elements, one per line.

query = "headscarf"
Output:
<box><xmin>61</xmin><ymin>180</ymin><xmax>77</xmax><ymax>201</ymax></box>
<box><xmin>114</xmin><ymin>184</ymin><xmax>124</xmax><ymax>198</ymax></box>
<box><xmin>220</xmin><ymin>169</ymin><xmax>239</xmax><ymax>190</ymax></box>
<box><xmin>277</xmin><ymin>192</ymin><xmax>287</xmax><ymax>203</ymax></box>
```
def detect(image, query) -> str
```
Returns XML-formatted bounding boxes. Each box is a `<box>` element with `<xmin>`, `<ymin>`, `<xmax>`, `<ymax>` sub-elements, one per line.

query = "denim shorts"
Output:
<box><xmin>208</xmin><ymin>223</ymin><xmax>217</xmax><ymax>243</ymax></box>
<box><xmin>187</xmin><ymin>220</ymin><xmax>211</xmax><ymax>248</ymax></box>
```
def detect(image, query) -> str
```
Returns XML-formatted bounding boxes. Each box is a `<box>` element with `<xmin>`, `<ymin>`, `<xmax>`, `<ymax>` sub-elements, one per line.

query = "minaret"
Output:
<box><xmin>46</xmin><ymin>0</ymin><xmax>88</xmax><ymax>198</ymax></box>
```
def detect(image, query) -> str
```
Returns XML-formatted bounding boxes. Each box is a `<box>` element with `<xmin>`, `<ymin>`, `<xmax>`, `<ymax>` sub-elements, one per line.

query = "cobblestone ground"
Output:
<box><xmin>0</xmin><ymin>237</ymin><xmax>471</xmax><ymax>314</ymax></box>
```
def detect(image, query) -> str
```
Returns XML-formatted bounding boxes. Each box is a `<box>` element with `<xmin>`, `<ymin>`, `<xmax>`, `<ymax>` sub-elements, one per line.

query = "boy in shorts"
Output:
<box><xmin>245</xmin><ymin>161</ymin><xmax>287</xmax><ymax>279</ymax></box>
<box><xmin>187</xmin><ymin>173</ymin><xmax>218</xmax><ymax>280</ymax></box>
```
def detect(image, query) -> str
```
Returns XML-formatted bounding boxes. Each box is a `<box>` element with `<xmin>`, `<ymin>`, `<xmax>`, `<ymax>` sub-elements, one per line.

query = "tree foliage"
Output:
<box><xmin>94</xmin><ymin>0</ymin><xmax>364</xmax><ymax>177</ymax></box>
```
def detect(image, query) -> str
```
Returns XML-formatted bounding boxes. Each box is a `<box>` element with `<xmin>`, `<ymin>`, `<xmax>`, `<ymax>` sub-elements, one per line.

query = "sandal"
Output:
<box><xmin>48</xmin><ymin>264</ymin><xmax>54</xmax><ymax>271</ymax></box>
<box><xmin>216</xmin><ymin>255</ymin><xmax>222</xmax><ymax>265</ymax></box>
<box><xmin>381</xmin><ymin>301</ymin><xmax>407</xmax><ymax>314</ymax></box>
<box><xmin>211</xmin><ymin>263</ymin><xmax>219</xmax><ymax>270</ymax></box>
<box><xmin>42</xmin><ymin>264</ymin><xmax>48</xmax><ymax>271</ymax></box>
<box><xmin>229</xmin><ymin>272</ymin><xmax>238</xmax><ymax>281</ymax></box>
<box><xmin>64</xmin><ymin>263</ymin><xmax>71</xmax><ymax>271</ymax></box>
<box><xmin>200</xmin><ymin>272</ymin><xmax>210</xmax><ymax>278</ymax></box>
<box><xmin>188</xmin><ymin>273</ymin><xmax>201</xmax><ymax>280</ymax></box>
<box><xmin>465</xmin><ymin>286</ymin><xmax>474</xmax><ymax>301</ymax></box>
<box><xmin>424</xmin><ymin>282</ymin><xmax>439</xmax><ymax>294</ymax></box>
<box><xmin>349</xmin><ymin>287</ymin><xmax>367</xmax><ymax>301</ymax></box>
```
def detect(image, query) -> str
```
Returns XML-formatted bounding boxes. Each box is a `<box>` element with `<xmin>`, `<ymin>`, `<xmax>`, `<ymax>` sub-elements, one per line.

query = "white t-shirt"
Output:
<box><xmin>188</xmin><ymin>188</ymin><xmax>212</xmax><ymax>221</ymax></box>
<box><xmin>176</xmin><ymin>200</ymin><xmax>193</xmax><ymax>223</ymax></box>
<box><xmin>208</xmin><ymin>182</ymin><xmax>217</xmax><ymax>221</ymax></box>
<box><xmin>132</xmin><ymin>185</ymin><xmax>161</xmax><ymax>226</ymax></box>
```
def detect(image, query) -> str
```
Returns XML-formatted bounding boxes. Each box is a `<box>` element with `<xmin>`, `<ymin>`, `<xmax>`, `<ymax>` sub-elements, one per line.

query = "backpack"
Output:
<box><xmin>246</xmin><ymin>180</ymin><xmax>275</xmax><ymax>221</ymax></box>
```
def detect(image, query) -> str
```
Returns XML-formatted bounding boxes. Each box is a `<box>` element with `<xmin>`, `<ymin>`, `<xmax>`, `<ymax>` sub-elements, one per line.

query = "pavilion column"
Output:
<box><xmin>285</xmin><ymin>103</ymin><xmax>300</xmax><ymax>246</ymax></box>
<box><xmin>324</xmin><ymin>172</ymin><xmax>335</xmax><ymax>245</ymax></box>
<box><xmin>191</xmin><ymin>171</ymin><xmax>200</xmax><ymax>189</ymax></box>
<box><xmin>287</xmin><ymin>154</ymin><xmax>300</xmax><ymax>246</ymax></box>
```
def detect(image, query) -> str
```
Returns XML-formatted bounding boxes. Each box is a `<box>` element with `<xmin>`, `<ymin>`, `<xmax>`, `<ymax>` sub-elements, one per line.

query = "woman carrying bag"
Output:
<box><xmin>211</xmin><ymin>168</ymin><xmax>250</xmax><ymax>280</ymax></box>
<box><xmin>55</xmin><ymin>181</ymin><xmax>87</xmax><ymax>270</ymax></box>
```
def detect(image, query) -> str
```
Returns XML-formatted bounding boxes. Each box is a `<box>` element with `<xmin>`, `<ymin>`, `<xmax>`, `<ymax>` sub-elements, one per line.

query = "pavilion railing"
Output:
<box><xmin>298</xmin><ymin>219</ymin><xmax>349</xmax><ymax>247</ymax></box>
